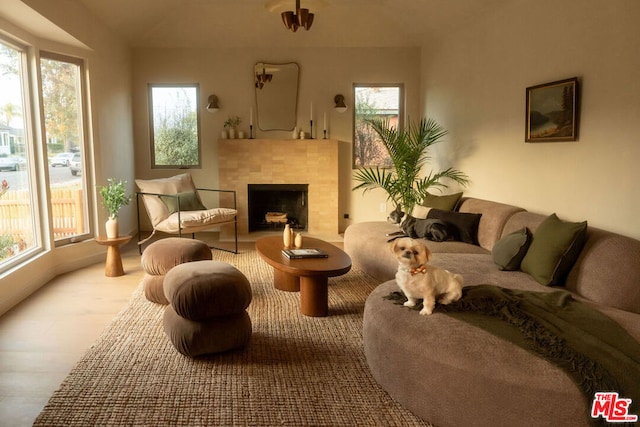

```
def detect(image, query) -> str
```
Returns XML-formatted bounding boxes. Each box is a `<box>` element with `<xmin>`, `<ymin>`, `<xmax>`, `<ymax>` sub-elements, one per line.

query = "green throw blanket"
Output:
<box><xmin>385</xmin><ymin>285</ymin><xmax>640</xmax><ymax>425</ymax></box>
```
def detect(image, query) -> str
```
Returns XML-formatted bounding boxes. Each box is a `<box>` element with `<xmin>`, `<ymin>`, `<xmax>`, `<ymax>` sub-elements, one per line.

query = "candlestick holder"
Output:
<box><xmin>323</xmin><ymin>129</ymin><xmax>327</xmax><ymax>139</ymax></box>
<box><xmin>310</xmin><ymin>120</ymin><xmax>314</xmax><ymax>139</ymax></box>
<box><xmin>249</xmin><ymin>124</ymin><xmax>254</xmax><ymax>139</ymax></box>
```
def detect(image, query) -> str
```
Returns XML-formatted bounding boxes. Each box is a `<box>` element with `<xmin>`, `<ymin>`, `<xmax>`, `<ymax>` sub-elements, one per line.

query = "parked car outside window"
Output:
<box><xmin>0</xmin><ymin>155</ymin><xmax>26</xmax><ymax>171</ymax></box>
<box><xmin>70</xmin><ymin>154</ymin><xmax>82</xmax><ymax>176</ymax></box>
<box><xmin>49</xmin><ymin>152</ymin><xmax>75</xmax><ymax>167</ymax></box>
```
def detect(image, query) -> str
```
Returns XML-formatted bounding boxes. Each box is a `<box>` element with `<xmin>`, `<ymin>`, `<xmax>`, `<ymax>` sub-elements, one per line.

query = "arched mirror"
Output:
<box><xmin>254</xmin><ymin>62</ymin><xmax>298</xmax><ymax>131</ymax></box>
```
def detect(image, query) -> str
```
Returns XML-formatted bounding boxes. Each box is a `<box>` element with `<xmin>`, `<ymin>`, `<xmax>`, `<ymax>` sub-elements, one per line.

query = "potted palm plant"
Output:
<box><xmin>353</xmin><ymin>117</ymin><xmax>469</xmax><ymax>216</ymax></box>
<box><xmin>99</xmin><ymin>178</ymin><xmax>131</xmax><ymax>238</ymax></box>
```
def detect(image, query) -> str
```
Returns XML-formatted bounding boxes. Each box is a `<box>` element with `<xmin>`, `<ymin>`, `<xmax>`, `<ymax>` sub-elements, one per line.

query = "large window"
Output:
<box><xmin>41</xmin><ymin>53</ymin><xmax>90</xmax><ymax>243</ymax></box>
<box><xmin>353</xmin><ymin>84</ymin><xmax>404</xmax><ymax>168</ymax></box>
<box><xmin>149</xmin><ymin>84</ymin><xmax>201</xmax><ymax>168</ymax></box>
<box><xmin>0</xmin><ymin>39</ymin><xmax>38</xmax><ymax>267</ymax></box>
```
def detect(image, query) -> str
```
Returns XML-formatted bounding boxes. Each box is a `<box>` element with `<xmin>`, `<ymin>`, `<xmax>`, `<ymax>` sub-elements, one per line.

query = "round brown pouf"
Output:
<box><xmin>162</xmin><ymin>260</ymin><xmax>253</xmax><ymax>357</ymax></box>
<box><xmin>163</xmin><ymin>261</ymin><xmax>252</xmax><ymax>320</ymax></box>
<box><xmin>140</xmin><ymin>238</ymin><xmax>212</xmax><ymax>304</ymax></box>
<box><xmin>163</xmin><ymin>307</ymin><xmax>252</xmax><ymax>357</ymax></box>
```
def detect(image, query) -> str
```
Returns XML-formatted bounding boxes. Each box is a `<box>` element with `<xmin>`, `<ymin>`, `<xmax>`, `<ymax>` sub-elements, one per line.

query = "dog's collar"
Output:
<box><xmin>399</xmin><ymin>265</ymin><xmax>427</xmax><ymax>275</ymax></box>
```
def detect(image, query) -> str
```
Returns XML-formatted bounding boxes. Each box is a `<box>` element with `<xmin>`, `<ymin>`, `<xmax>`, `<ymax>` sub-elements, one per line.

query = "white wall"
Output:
<box><xmin>132</xmin><ymin>46</ymin><xmax>421</xmax><ymax>232</ymax></box>
<box><xmin>0</xmin><ymin>0</ymin><xmax>134</xmax><ymax>316</ymax></box>
<box><xmin>422</xmin><ymin>0</ymin><xmax>640</xmax><ymax>239</ymax></box>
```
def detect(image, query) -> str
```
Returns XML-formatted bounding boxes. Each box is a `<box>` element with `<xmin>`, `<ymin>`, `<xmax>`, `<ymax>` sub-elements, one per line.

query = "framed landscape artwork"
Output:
<box><xmin>525</xmin><ymin>77</ymin><xmax>579</xmax><ymax>142</ymax></box>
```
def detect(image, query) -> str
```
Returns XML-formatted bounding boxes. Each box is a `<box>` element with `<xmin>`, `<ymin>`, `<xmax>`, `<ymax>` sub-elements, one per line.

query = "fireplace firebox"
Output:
<box><xmin>247</xmin><ymin>184</ymin><xmax>308</xmax><ymax>232</ymax></box>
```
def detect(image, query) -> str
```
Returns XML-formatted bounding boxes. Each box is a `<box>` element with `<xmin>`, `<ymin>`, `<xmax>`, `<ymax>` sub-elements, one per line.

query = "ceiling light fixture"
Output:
<box><xmin>281</xmin><ymin>0</ymin><xmax>314</xmax><ymax>32</ymax></box>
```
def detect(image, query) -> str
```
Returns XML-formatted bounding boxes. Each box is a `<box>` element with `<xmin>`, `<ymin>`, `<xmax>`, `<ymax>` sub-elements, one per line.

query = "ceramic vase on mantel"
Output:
<box><xmin>228</xmin><ymin>128</ymin><xmax>236</xmax><ymax>139</ymax></box>
<box><xmin>106</xmin><ymin>217</ymin><xmax>118</xmax><ymax>239</ymax></box>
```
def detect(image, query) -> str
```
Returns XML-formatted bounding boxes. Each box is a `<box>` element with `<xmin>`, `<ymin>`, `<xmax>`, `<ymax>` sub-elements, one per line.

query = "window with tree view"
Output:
<box><xmin>149</xmin><ymin>84</ymin><xmax>201</xmax><ymax>168</ymax></box>
<box><xmin>353</xmin><ymin>84</ymin><xmax>404</xmax><ymax>168</ymax></box>
<box><xmin>0</xmin><ymin>39</ymin><xmax>37</xmax><ymax>266</ymax></box>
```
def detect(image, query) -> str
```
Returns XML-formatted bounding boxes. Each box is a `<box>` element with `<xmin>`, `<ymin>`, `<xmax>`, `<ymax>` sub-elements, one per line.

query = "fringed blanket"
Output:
<box><xmin>385</xmin><ymin>285</ymin><xmax>640</xmax><ymax>425</ymax></box>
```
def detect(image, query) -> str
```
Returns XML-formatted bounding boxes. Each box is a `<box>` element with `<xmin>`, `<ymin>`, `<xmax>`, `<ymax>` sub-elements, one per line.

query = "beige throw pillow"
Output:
<box><xmin>135</xmin><ymin>173</ymin><xmax>197</xmax><ymax>226</ymax></box>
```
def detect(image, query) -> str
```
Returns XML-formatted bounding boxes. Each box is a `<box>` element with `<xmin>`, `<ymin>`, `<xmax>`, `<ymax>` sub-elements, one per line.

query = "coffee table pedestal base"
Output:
<box><xmin>274</xmin><ymin>269</ymin><xmax>300</xmax><ymax>292</ymax></box>
<box><xmin>300</xmin><ymin>276</ymin><xmax>328</xmax><ymax>317</ymax></box>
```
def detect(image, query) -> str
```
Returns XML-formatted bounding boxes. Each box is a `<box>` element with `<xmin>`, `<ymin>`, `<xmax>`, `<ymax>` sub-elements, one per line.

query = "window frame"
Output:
<box><xmin>39</xmin><ymin>51</ymin><xmax>93</xmax><ymax>246</ymax></box>
<box><xmin>352</xmin><ymin>83</ymin><xmax>405</xmax><ymax>169</ymax></box>
<box><xmin>148</xmin><ymin>83</ymin><xmax>202</xmax><ymax>169</ymax></box>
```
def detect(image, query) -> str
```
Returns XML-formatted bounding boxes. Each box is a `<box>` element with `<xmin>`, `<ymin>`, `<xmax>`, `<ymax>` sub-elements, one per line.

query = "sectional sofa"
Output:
<box><xmin>344</xmin><ymin>197</ymin><xmax>640</xmax><ymax>427</ymax></box>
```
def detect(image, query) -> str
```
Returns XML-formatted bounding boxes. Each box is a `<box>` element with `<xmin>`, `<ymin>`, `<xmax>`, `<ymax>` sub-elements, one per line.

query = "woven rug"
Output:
<box><xmin>34</xmin><ymin>249</ymin><xmax>432</xmax><ymax>426</ymax></box>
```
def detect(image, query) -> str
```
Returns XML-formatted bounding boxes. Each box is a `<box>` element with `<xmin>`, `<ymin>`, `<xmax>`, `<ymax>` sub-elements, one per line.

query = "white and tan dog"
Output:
<box><xmin>390</xmin><ymin>237</ymin><xmax>464</xmax><ymax>315</ymax></box>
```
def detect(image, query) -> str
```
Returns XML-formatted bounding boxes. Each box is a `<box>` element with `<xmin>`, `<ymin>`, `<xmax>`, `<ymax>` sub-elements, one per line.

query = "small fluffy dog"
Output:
<box><xmin>391</xmin><ymin>237</ymin><xmax>463</xmax><ymax>315</ymax></box>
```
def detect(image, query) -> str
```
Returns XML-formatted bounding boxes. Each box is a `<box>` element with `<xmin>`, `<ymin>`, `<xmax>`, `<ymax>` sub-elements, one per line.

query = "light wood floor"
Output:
<box><xmin>0</xmin><ymin>243</ymin><xmax>145</xmax><ymax>426</ymax></box>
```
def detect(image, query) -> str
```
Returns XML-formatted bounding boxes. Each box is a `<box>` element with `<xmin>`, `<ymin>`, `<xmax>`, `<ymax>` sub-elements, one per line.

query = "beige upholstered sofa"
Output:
<box><xmin>344</xmin><ymin>197</ymin><xmax>640</xmax><ymax>427</ymax></box>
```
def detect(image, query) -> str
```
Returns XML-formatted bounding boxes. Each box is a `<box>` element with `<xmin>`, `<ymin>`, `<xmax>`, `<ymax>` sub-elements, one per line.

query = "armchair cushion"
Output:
<box><xmin>159</xmin><ymin>191</ymin><xmax>207</xmax><ymax>214</ymax></box>
<box><xmin>155</xmin><ymin>208</ymin><xmax>237</xmax><ymax>233</ymax></box>
<box><xmin>135</xmin><ymin>173</ymin><xmax>197</xmax><ymax>226</ymax></box>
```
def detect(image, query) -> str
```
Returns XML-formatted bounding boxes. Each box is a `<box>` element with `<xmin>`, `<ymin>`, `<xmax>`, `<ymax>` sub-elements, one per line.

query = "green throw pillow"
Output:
<box><xmin>160</xmin><ymin>191</ymin><xmax>207</xmax><ymax>214</ymax></box>
<box><xmin>421</xmin><ymin>192</ymin><xmax>463</xmax><ymax>211</ymax></box>
<box><xmin>520</xmin><ymin>214</ymin><xmax>588</xmax><ymax>286</ymax></box>
<box><xmin>492</xmin><ymin>228</ymin><xmax>532</xmax><ymax>271</ymax></box>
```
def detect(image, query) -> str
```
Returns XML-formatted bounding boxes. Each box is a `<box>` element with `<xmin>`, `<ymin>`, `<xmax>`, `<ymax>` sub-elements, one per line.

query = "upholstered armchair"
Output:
<box><xmin>135</xmin><ymin>173</ymin><xmax>237</xmax><ymax>254</ymax></box>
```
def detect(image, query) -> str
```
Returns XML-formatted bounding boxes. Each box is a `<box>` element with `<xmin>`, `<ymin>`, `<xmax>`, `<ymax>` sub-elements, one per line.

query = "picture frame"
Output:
<box><xmin>525</xmin><ymin>77</ymin><xmax>579</xmax><ymax>142</ymax></box>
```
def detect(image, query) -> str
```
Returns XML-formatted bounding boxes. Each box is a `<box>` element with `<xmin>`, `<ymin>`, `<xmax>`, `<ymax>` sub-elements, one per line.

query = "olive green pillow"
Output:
<box><xmin>421</xmin><ymin>192</ymin><xmax>463</xmax><ymax>211</ymax></box>
<box><xmin>160</xmin><ymin>191</ymin><xmax>206</xmax><ymax>214</ymax></box>
<box><xmin>492</xmin><ymin>228</ymin><xmax>532</xmax><ymax>271</ymax></box>
<box><xmin>520</xmin><ymin>214</ymin><xmax>588</xmax><ymax>286</ymax></box>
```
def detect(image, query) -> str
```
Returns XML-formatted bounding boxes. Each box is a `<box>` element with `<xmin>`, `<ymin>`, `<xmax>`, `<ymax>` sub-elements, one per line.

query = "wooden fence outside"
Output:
<box><xmin>0</xmin><ymin>189</ymin><xmax>85</xmax><ymax>240</ymax></box>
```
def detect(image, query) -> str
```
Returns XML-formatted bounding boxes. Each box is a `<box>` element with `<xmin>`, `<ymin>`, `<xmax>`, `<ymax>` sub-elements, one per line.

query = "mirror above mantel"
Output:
<box><xmin>254</xmin><ymin>62</ymin><xmax>299</xmax><ymax>131</ymax></box>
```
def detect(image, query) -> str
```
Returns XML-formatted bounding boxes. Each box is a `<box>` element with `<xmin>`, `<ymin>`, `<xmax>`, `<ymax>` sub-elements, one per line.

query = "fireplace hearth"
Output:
<box><xmin>247</xmin><ymin>184</ymin><xmax>308</xmax><ymax>232</ymax></box>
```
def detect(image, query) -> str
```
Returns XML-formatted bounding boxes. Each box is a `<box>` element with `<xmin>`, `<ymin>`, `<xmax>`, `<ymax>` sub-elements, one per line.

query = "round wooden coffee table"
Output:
<box><xmin>255</xmin><ymin>236</ymin><xmax>352</xmax><ymax>317</ymax></box>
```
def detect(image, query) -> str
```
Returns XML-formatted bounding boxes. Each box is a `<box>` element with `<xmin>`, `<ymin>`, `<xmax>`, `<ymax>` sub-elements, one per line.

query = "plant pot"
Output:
<box><xmin>106</xmin><ymin>217</ymin><xmax>118</xmax><ymax>239</ymax></box>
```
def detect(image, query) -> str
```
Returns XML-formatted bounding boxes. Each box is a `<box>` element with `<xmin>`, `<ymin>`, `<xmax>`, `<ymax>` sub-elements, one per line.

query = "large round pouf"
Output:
<box><xmin>162</xmin><ymin>260</ymin><xmax>252</xmax><ymax>357</ymax></box>
<box><xmin>140</xmin><ymin>237</ymin><xmax>212</xmax><ymax>304</ymax></box>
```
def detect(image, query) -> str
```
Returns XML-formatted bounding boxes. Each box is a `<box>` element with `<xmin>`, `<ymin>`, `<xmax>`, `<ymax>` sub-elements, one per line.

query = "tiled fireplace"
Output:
<box><xmin>218</xmin><ymin>139</ymin><xmax>339</xmax><ymax>236</ymax></box>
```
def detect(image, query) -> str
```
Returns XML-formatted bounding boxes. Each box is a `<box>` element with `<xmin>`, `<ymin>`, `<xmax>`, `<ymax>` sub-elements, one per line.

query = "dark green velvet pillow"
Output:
<box><xmin>492</xmin><ymin>228</ymin><xmax>532</xmax><ymax>271</ymax></box>
<box><xmin>421</xmin><ymin>192</ymin><xmax>463</xmax><ymax>211</ymax></box>
<box><xmin>520</xmin><ymin>214</ymin><xmax>588</xmax><ymax>286</ymax></box>
<box><xmin>160</xmin><ymin>191</ymin><xmax>206</xmax><ymax>214</ymax></box>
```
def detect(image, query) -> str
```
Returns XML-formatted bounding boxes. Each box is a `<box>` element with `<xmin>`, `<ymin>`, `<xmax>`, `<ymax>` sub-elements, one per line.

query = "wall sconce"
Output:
<box><xmin>334</xmin><ymin>94</ymin><xmax>347</xmax><ymax>113</ymax></box>
<box><xmin>206</xmin><ymin>95</ymin><xmax>220</xmax><ymax>113</ymax></box>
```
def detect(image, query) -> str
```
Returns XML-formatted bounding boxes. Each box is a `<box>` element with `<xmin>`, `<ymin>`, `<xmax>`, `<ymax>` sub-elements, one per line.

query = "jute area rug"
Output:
<box><xmin>34</xmin><ymin>249</ymin><xmax>432</xmax><ymax>426</ymax></box>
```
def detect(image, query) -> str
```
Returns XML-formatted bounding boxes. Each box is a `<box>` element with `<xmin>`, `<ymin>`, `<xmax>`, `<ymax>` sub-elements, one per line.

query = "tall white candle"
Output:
<box><xmin>310</xmin><ymin>102</ymin><xmax>313</xmax><ymax>121</ymax></box>
<box><xmin>250</xmin><ymin>108</ymin><xmax>253</xmax><ymax>126</ymax></box>
<box><xmin>324</xmin><ymin>112</ymin><xmax>327</xmax><ymax>131</ymax></box>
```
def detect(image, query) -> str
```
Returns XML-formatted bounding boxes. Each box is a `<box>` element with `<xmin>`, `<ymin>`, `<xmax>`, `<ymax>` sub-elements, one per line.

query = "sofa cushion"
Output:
<box><xmin>159</xmin><ymin>191</ymin><xmax>207</xmax><ymax>214</ymax></box>
<box><xmin>421</xmin><ymin>192</ymin><xmax>463</xmax><ymax>211</ymax></box>
<box><xmin>459</xmin><ymin>198</ymin><xmax>526</xmax><ymax>251</ymax></box>
<box><xmin>491</xmin><ymin>227</ymin><xmax>532</xmax><ymax>271</ymax></box>
<box><xmin>521</xmin><ymin>214</ymin><xmax>588</xmax><ymax>286</ymax></box>
<box><xmin>427</xmin><ymin>208</ymin><xmax>481</xmax><ymax>245</ymax></box>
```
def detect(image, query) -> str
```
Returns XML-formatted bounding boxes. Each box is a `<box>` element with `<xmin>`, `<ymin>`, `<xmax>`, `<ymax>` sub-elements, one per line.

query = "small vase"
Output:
<box><xmin>106</xmin><ymin>217</ymin><xmax>118</xmax><ymax>239</ymax></box>
<box><xmin>228</xmin><ymin>128</ymin><xmax>236</xmax><ymax>139</ymax></box>
<box><xmin>294</xmin><ymin>232</ymin><xmax>303</xmax><ymax>248</ymax></box>
<box><xmin>283</xmin><ymin>224</ymin><xmax>292</xmax><ymax>247</ymax></box>
<box><xmin>220</xmin><ymin>130</ymin><xmax>228</xmax><ymax>139</ymax></box>
<box><xmin>292</xmin><ymin>126</ymin><xmax>298</xmax><ymax>139</ymax></box>
<box><xmin>238</xmin><ymin>131</ymin><xmax>246</xmax><ymax>139</ymax></box>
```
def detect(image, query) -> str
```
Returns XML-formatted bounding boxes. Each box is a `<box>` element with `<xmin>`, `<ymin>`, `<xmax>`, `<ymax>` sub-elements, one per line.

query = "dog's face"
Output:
<box><xmin>390</xmin><ymin>237</ymin><xmax>432</xmax><ymax>268</ymax></box>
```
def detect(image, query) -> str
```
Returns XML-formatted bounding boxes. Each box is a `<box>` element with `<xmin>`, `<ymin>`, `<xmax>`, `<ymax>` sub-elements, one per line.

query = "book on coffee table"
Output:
<box><xmin>282</xmin><ymin>248</ymin><xmax>329</xmax><ymax>259</ymax></box>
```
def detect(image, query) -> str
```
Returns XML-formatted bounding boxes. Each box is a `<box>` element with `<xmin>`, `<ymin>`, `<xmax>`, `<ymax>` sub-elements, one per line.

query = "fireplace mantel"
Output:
<box><xmin>218</xmin><ymin>139</ymin><xmax>339</xmax><ymax>235</ymax></box>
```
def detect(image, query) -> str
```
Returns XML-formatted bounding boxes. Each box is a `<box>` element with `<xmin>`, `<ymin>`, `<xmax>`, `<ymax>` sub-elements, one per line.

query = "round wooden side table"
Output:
<box><xmin>95</xmin><ymin>235</ymin><xmax>132</xmax><ymax>277</ymax></box>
